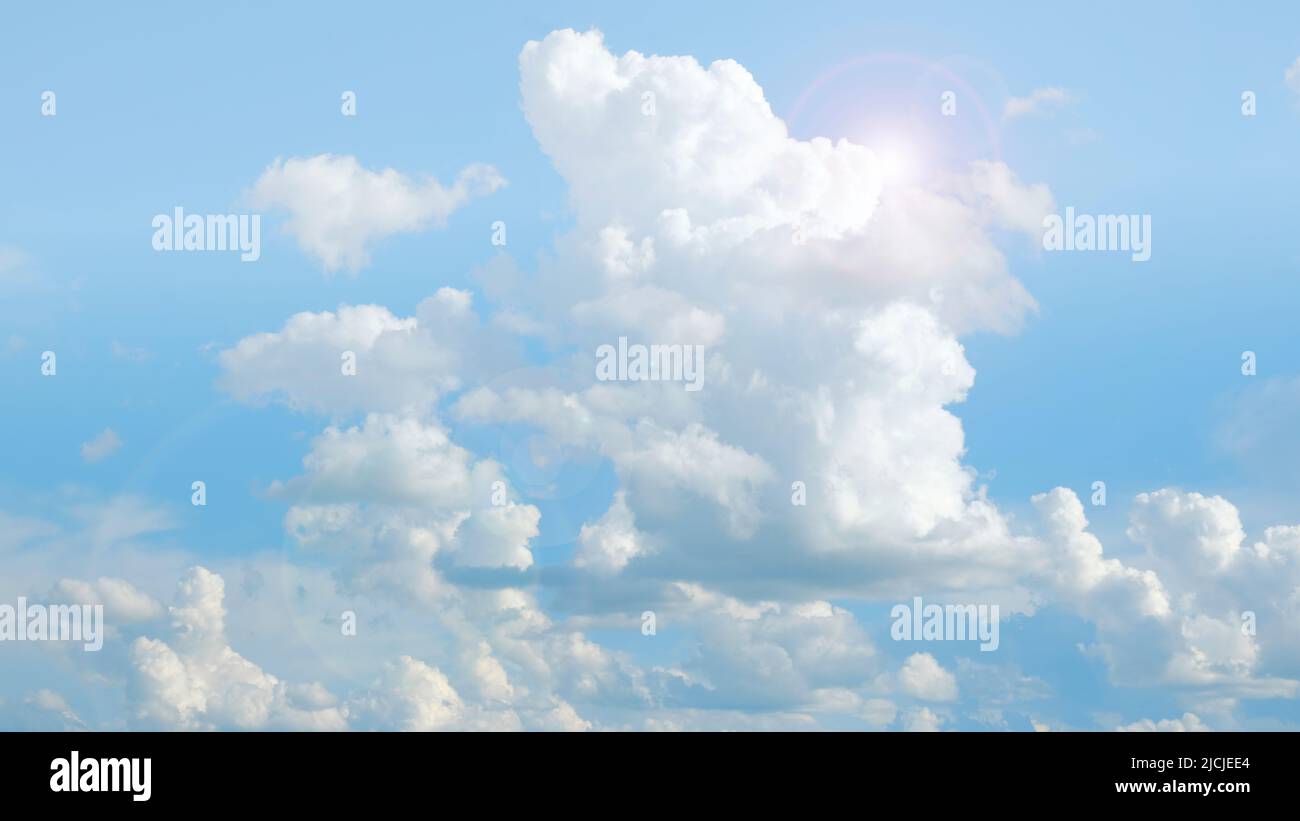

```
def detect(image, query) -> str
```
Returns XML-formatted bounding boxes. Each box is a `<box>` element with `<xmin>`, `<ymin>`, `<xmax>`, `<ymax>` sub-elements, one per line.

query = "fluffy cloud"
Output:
<box><xmin>216</xmin><ymin>288</ymin><xmax>514</xmax><ymax>415</ymax></box>
<box><xmin>226</xmin><ymin>31</ymin><xmax>1277</xmax><ymax>729</ymax></box>
<box><xmin>657</xmin><ymin>586</ymin><xmax>879</xmax><ymax>711</ymax></box>
<box><xmin>123</xmin><ymin>566</ymin><xmax>590</xmax><ymax>731</ymax></box>
<box><xmin>1032</xmin><ymin>488</ymin><xmax>1170</xmax><ymax>626</ymax></box>
<box><xmin>18</xmin><ymin>29</ymin><xmax>1300</xmax><ymax>732</ymax></box>
<box><xmin>514</xmin><ymin>29</ymin><xmax>1043</xmax><ymax>339</ymax></box>
<box><xmin>441</xmin><ymin>29</ymin><xmax>1058</xmax><ymax>612</ymax></box>
<box><xmin>896</xmin><ymin>653</ymin><xmax>959</xmax><ymax>702</ymax></box>
<box><xmin>1032</xmin><ymin>487</ymin><xmax>1300</xmax><ymax>699</ymax></box>
<box><xmin>903</xmin><ymin>707</ymin><xmax>945</xmax><ymax>732</ymax></box>
<box><xmin>248</xmin><ymin>154</ymin><xmax>505</xmax><ymax>271</ymax></box>
<box><xmin>574</xmin><ymin>491</ymin><xmax>648</xmax><ymax>574</ymax></box>
<box><xmin>1128</xmin><ymin>489</ymin><xmax>1245</xmax><ymax>577</ymax></box>
<box><xmin>278</xmin><ymin>413</ymin><xmax>481</xmax><ymax>506</ymax></box>
<box><xmin>129</xmin><ymin>567</ymin><xmax>348</xmax><ymax>730</ymax></box>
<box><xmin>1116</xmin><ymin>712</ymin><xmax>1209</xmax><ymax>733</ymax></box>
<box><xmin>273</xmin><ymin>410</ymin><xmax>543</xmax><ymax>599</ymax></box>
<box><xmin>346</xmin><ymin>655</ymin><xmax>513</xmax><ymax>731</ymax></box>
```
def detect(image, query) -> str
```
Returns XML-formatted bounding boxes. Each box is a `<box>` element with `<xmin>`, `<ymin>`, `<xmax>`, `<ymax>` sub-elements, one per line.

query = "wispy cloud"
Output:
<box><xmin>1003</xmin><ymin>87</ymin><xmax>1073</xmax><ymax>120</ymax></box>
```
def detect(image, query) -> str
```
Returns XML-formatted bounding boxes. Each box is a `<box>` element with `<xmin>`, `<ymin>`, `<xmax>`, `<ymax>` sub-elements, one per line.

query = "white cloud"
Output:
<box><xmin>947</xmin><ymin>160</ymin><xmax>1055</xmax><ymax>237</ymax></box>
<box><xmin>453</xmin><ymin>30</ymin><xmax>1056</xmax><ymax>610</ymax></box>
<box><xmin>1032</xmin><ymin>487</ymin><xmax>1300</xmax><ymax>698</ymax></box>
<box><xmin>217</xmin><ymin>288</ymin><xmax>508</xmax><ymax>415</ymax></box>
<box><xmin>1127</xmin><ymin>489</ymin><xmax>1245</xmax><ymax>576</ymax></box>
<box><xmin>1003</xmin><ymin>87</ymin><xmax>1073</xmax><ymax>120</ymax></box>
<box><xmin>1116</xmin><ymin>712</ymin><xmax>1209</xmax><ymax>732</ymax></box>
<box><xmin>80</xmin><ymin>428</ymin><xmax>122</xmax><ymax>463</ymax></box>
<box><xmin>346</xmin><ymin>655</ymin><xmax>473</xmax><ymax>731</ymax></box>
<box><xmin>73</xmin><ymin>495</ymin><xmax>175</xmax><ymax>551</ymax></box>
<box><xmin>51</xmin><ymin>577</ymin><xmax>163</xmax><ymax>623</ymax></box>
<box><xmin>279</xmin><ymin>414</ymin><xmax>479</xmax><ymax>506</ymax></box>
<box><xmin>23</xmin><ymin>690</ymin><xmax>86</xmax><ymax>730</ymax></box>
<box><xmin>274</xmin><ymin>411</ymin><xmax>542</xmax><ymax>594</ymax></box>
<box><xmin>1033</xmin><ymin>488</ymin><xmax>1170</xmax><ymax>623</ymax></box>
<box><xmin>574</xmin><ymin>491</ymin><xmax>648</xmax><ymax>574</ymax></box>
<box><xmin>529</xmin><ymin>699</ymin><xmax>593</xmax><ymax>732</ymax></box>
<box><xmin>248</xmin><ymin>154</ymin><xmax>505</xmax><ymax>272</ymax></box>
<box><xmin>859</xmin><ymin>698</ymin><xmax>898</xmax><ymax>727</ymax></box>
<box><xmin>109</xmin><ymin>563</ymin><xmax>604</xmax><ymax>731</ymax></box>
<box><xmin>129</xmin><ymin>567</ymin><xmax>348</xmax><ymax>730</ymax></box>
<box><xmin>896</xmin><ymin>653</ymin><xmax>959</xmax><ymax>702</ymax></box>
<box><xmin>1031</xmin><ymin>488</ymin><xmax>1176</xmax><ymax>685</ymax></box>
<box><xmin>137</xmin><ymin>31</ymin><xmax>1300</xmax><ymax>730</ymax></box>
<box><xmin>515</xmin><ymin>29</ymin><xmax>1042</xmax><ymax>337</ymax></box>
<box><xmin>452</xmin><ymin>503</ymin><xmax>540</xmax><ymax>571</ymax></box>
<box><xmin>903</xmin><ymin>707</ymin><xmax>944</xmax><ymax>732</ymax></box>
<box><xmin>19</xmin><ymin>29</ymin><xmax>1300</xmax><ymax>732</ymax></box>
<box><xmin>658</xmin><ymin>586</ymin><xmax>879</xmax><ymax>711</ymax></box>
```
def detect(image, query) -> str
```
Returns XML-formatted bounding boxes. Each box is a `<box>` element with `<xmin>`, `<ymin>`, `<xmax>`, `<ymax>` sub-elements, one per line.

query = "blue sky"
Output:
<box><xmin>1</xmin><ymin>1</ymin><xmax>1299</xmax><ymax>731</ymax></box>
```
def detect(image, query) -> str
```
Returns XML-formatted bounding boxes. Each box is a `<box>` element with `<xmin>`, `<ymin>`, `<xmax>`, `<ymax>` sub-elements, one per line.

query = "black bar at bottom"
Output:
<box><xmin>2</xmin><ymin>730</ymin><xmax>1284</xmax><ymax>808</ymax></box>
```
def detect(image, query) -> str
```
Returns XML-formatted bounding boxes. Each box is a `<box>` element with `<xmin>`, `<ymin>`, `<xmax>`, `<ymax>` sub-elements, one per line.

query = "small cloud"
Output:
<box><xmin>1115</xmin><ymin>712</ymin><xmax>1209</xmax><ymax>732</ymax></box>
<box><xmin>0</xmin><ymin>246</ymin><xmax>39</xmax><ymax>289</ymax></box>
<box><xmin>81</xmin><ymin>428</ymin><xmax>123</xmax><ymax>463</ymax></box>
<box><xmin>903</xmin><ymin>707</ymin><xmax>945</xmax><ymax>732</ymax></box>
<box><xmin>896</xmin><ymin>652</ymin><xmax>959</xmax><ymax>702</ymax></box>
<box><xmin>24</xmin><ymin>690</ymin><xmax>87</xmax><ymax>731</ymax></box>
<box><xmin>1004</xmin><ymin>87</ymin><xmax>1073</xmax><ymax>121</ymax></box>
<box><xmin>246</xmin><ymin>154</ymin><xmax>506</xmax><ymax>273</ymax></box>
